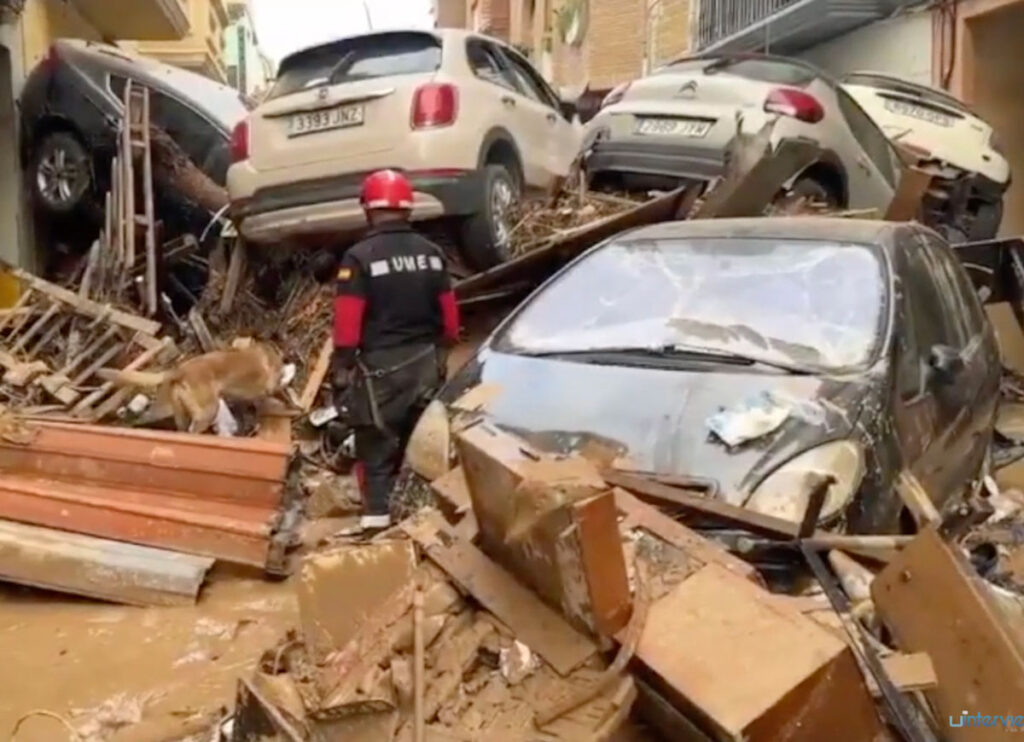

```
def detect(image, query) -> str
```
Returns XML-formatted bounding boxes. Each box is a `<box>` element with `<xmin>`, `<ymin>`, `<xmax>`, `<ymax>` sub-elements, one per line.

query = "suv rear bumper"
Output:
<box><xmin>585</xmin><ymin>139</ymin><xmax>726</xmax><ymax>182</ymax></box>
<box><xmin>231</xmin><ymin>169</ymin><xmax>483</xmax><ymax>244</ymax></box>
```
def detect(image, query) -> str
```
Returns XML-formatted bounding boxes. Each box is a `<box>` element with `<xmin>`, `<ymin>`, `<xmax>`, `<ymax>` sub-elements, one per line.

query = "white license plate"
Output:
<box><xmin>635</xmin><ymin>117</ymin><xmax>712</xmax><ymax>138</ymax></box>
<box><xmin>288</xmin><ymin>104</ymin><xmax>364</xmax><ymax>137</ymax></box>
<box><xmin>883</xmin><ymin>99</ymin><xmax>954</xmax><ymax>127</ymax></box>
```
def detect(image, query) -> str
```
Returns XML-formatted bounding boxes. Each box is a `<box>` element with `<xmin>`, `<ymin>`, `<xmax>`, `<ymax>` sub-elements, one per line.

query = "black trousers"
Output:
<box><xmin>347</xmin><ymin>344</ymin><xmax>441</xmax><ymax>517</ymax></box>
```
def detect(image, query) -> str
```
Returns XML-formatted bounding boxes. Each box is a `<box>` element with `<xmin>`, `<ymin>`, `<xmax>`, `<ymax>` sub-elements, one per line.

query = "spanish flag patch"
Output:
<box><xmin>337</xmin><ymin>267</ymin><xmax>352</xmax><ymax>281</ymax></box>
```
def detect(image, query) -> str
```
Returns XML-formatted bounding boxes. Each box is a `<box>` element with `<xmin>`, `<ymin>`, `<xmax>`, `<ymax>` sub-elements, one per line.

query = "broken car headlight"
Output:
<box><xmin>404</xmin><ymin>399</ymin><xmax>452</xmax><ymax>482</ymax></box>
<box><xmin>743</xmin><ymin>440</ymin><xmax>865</xmax><ymax>524</ymax></box>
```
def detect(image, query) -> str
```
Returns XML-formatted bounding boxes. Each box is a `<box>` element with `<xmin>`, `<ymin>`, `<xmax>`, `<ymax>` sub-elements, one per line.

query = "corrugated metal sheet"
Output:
<box><xmin>0</xmin><ymin>519</ymin><xmax>213</xmax><ymax>606</ymax></box>
<box><xmin>697</xmin><ymin>0</ymin><xmax>917</xmax><ymax>54</ymax></box>
<box><xmin>0</xmin><ymin>423</ymin><xmax>293</xmax><ymax>569</ymax></box>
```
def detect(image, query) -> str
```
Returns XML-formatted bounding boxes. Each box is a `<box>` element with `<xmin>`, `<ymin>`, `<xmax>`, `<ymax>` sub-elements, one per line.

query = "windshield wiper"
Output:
<box><xmin>519</xmin><ymin>345</ymin><xmax>814</xmax><ymax>374</ymax></box>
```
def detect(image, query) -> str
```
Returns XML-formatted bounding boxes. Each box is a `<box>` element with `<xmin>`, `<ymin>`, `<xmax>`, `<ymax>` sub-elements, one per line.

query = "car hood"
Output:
<box><xmin>442</xmin><ymin>350</ymin><xmax>877</xmax><ymax>506</ymax></box>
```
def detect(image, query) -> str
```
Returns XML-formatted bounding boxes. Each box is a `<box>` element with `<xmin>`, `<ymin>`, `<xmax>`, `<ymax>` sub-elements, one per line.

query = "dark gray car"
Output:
<box><xmin>20</xmin><ymin>39</ymin><xmax>247</xmax><ymax>219</ymax></box>
<box><xmin>431</xmin><ymin>218</ymin><xmax>1001</xmax><ymax>533</ymax></box>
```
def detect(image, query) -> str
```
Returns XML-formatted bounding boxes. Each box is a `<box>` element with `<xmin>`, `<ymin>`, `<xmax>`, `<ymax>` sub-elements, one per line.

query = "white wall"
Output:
<box><xmin>799</xmin><ymin>9</ymin><xmax>933</xmax><ymax>84</ymax></box>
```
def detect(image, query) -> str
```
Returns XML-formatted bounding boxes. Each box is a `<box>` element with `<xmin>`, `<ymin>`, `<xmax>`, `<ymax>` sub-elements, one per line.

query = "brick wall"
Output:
<box><xmin>467</xmin><ymin>0</ymin><xmax>511</xmax><ymax>38</ymax></box>
<box><xmin>550</xmin><ymin>0</ymin><xmax>692</xmax><ymax>91</ymax></box>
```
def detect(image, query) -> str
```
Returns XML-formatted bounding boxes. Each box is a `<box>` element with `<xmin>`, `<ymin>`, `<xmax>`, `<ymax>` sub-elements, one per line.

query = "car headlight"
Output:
<box><xmin>743</xmin><ymin>440</ymin><xmax>865</xmax><ymax>524</ymax></box>
<box><xmin>404</xmin><ymin>399</ymin><xmax>452</xmax><ymax>482</ymax></box>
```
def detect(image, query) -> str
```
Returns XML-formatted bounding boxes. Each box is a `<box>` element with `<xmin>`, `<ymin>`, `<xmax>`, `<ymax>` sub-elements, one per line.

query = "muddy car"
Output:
<box><xmin>408</xmin><ymin>218</ymin><xmax>1001</xmax><ymax>533</ymax></box>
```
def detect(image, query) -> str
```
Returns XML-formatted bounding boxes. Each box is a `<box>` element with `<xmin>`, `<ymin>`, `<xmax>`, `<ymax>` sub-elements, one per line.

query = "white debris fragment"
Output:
<box><xmin>72</xmin><ymin>692</ymin><xmax>150</xmax><ymax>742</ymax></box>
<box><xmin>499</xmin><ymin>640</ymin><xmax>540</xmax><ymax>685</ymax></box>
<box><xmin>127</xmin><ymin>394</ymin><xmax>150</xmax><ymax>415</ymax></box>
<box><xmin>707</xmin><ymin>391</ymin><xmax>791</xmax><ymax>447</ymax></box>
<box><xmin>214</xmin><ymin>399</ymin><xmax>238</xmax><ymax>437</ymax></box>
<box><xmin>309</xmin><ymin>404</ymin><xmax>339</xmax><ymax>427</ymax></box>
<box><xmin>280</xmin><ymin>362</ymin><xmax>297</xmax><ymax>387</ymax></box>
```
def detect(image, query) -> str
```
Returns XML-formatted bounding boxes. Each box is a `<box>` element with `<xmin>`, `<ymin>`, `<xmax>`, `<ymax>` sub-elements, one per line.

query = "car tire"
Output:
<box><xmin>31</xmin><ymin>132</ymin><xmax>92</xmax><ymax>215</ymax></box>
<box><xmin>458</xmin><ymin>164</ymin><xmax>519</xmax><ymax>271</ymax></box>
<box><xmin>790</xmin><ymin>176</ymin><xmax>840</xmax><ymax>208</ymax></box>
<box><xmin>970</xmin><ymin>200</ymin><xmax>1003</xmax><ymax>241</ymax></box>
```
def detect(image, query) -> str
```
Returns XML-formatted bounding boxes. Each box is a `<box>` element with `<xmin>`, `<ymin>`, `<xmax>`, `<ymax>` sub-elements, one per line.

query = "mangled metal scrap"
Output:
<box><xmin>0</xmin><ymin>421</ymin><xmax>296</xmax><ymax>570</ymax></box>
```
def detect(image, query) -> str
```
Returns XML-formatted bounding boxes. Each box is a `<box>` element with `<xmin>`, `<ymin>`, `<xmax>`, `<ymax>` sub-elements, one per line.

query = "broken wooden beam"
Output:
<box><xmin>872</xmin><ymin>526</ymin><xmax>1024</xmax><ymax>739</ymax></box>
<box><xmin>0</xmin><ymin>519</ymin><xmax>213</xmax><ymax>606</ymax></box>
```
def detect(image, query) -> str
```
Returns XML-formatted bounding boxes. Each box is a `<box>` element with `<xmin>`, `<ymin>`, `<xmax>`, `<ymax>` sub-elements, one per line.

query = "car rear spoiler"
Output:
<box><xmin>952</xmin><ymin>236</ymin><xmax>1024</xmax><ymax>328</ymax></box>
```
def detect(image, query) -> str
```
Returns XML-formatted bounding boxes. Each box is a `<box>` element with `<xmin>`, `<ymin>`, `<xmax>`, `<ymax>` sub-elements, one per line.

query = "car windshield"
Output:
<box><xmin>493</xmin><ymin>237</ymin><xmax>887</xmax><ymax>371</ymax></box>
<box><xmin>658</xmin><ymin>56</ymin><xmax>817</xmax><ymax>87</ymax></box>
<box><xmin>269</xmin><ymin>32</ymin><xmax>442</xmax><ymax>99</ymax></box>
<box><xmin>843</xmin><ymin>73</ymin><xmax>971</xmax><ymax>114</ymax></box>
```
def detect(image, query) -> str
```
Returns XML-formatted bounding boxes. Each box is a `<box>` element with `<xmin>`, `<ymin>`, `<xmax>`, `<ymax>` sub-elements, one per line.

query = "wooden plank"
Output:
<box><xmin>884</xmin><ymin>166</ymin><xmax>934</xmax><ymax>222</ymax></box>
<box><xmin>122</xmin><ymin>80</ymin><xmax>136</xmax><ymax>268</ymax></box>
<box><xmin>606</xmin><ymin>471</ymin><xmax>801</xmax><ymax>539</ymax></box>
<box><xmin>5</xmin><ymin>266</ymin><xmax>161</xmax><ymax>335</ymax></box>
<box><xmin>872</xmin><ymin>526</ymin><xmax>1024</xmax><ymax>739</ymax></box>
<box><xmin>141</xmin><ymin>87</ymin><xmax>158</xmax><ymax>316</ymax></box>
<box><xmin>299</xmin><ymin>336</ymin><xmax>332</xmax><ymax>412</ymax></box>
<box><xmin>880</xmin><ymin>652</ymin><xmax>938</xmax><ymax>693</ymax></box>
<box><xmin>220</xmin><ymin>238</ymin><xmax>248</xmax><ymax>313</ymax></box>
<box><xmin>613</xmin><ymin>488</ymin><xmax>761</xmax><ymax>584</ymax></box>
<box><xmin>895</xmin><ymin>470</ymin><xmax>941</xmax><ymax>527</ymax></box>
<box><xmin>74</xmin><ymin>337</ymin><xmax>172</xmax><ymax>418</ymax></box>
<box><xmin>403</xmin><ymin>514</ymin><xmax>597</xmax><ymax>676</ymax></box>
<box><xmin>11</xmin><ymin>301</ymin><xmax>58</xmax><ymax>352</ymax></box>
<box><xmin>0</xmin><ymin>287</ymin><xmax>34</xmax><ymax>334</ymax></box>
<box><xmin>188</xmin><ymin>306</ymin><xmax>216</xmax><ymax>352</ymax></box>
<box><xmin>0</xmin><ymin>519</ymin><xmax>213</xmax><ymax>606</ymax></box>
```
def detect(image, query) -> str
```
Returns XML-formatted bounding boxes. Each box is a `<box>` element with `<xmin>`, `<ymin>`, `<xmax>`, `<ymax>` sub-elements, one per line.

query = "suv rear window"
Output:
<box><xmin>269</xmin><ymin>32</ymin><xmax>442</xmax><ymax>100</ymax></box>
<box><xmin>659</xmin><ymin>57</ymin><xmax>817</xmax><ymax>87</ymax></box>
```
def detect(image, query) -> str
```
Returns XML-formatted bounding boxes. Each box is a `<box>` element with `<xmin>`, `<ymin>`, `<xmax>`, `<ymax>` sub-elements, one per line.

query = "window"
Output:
<box><xmin>920</xmin><ymin>232</ymin><xmax>987</xmax><ymax>339</ymax></box>
<box><xmin>899</xmin><ymin>237</ymin><xmax>962</xmax><ymax>353</ymax></box>
<box><xmin>109</xmin><ymin>74</ymin><xmax>127</xmax><ymax>102</ymax></box>
<box><xmin>494</xmin><ymin>237</ymin><xmax>887</xmax><ymax>371</ymax></box>
<box><xmin>500</xmin><ymin>48</ymin><xmax>561</xmax><ymax>110</ymax></box>
<box><xmin>269</xmin><ymin>32</ymin><xmax>442</xmax><ymax>100</ymax></box>
<box><xmin>835</xmin><ymin>86</ymin><xmax>900</xmax><ymax>188</ymax></box>
<box><xmin>661</xmin><ymin>57</ymin><xmax>817</xmax><ymax>88</ymax></box>
<box><xmin>465</xmin><ymin>40</ymin><xmax>516</xmax><ymax>91</ymax></box>
<box><xmin>150</xmin><ymin>91</ymin><xmax>220</xmax><ymax>176</ymax></box>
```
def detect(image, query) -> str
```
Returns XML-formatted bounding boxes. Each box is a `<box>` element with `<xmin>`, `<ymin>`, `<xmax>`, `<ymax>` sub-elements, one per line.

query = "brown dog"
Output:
<box><xmin>99</xmin><ymin>342</ymin><xmax>287</xmax><ymax>434</ymax></box>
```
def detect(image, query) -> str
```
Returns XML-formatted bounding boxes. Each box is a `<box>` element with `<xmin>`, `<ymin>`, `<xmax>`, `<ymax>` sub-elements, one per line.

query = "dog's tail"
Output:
<box><xmin>96</xmin><ymin>368</ymin><xmax>170</xmax><ymax>388</ymax></box>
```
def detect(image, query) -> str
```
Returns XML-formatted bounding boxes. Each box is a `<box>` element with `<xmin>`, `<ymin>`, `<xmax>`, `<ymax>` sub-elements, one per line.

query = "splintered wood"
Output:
<box><xmin>0</xmin><ymin>267</ymin><xmax>175</xmax><ymax>418</ymax></box>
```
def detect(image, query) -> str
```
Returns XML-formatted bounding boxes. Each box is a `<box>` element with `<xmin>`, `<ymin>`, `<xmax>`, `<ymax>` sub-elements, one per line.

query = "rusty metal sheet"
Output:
<box><xmin>0</xmin><ymin>422</ymin><xmax>288</xmax><ymax>508</ymax></box>
<box><xmin>0</xmin><ymin>518</ymin><xmax>213</xmax><ymax>606</ymax></box>
<box><xmin>454</xmin><ymin>187</ymin><xmax>695</xmax><ymax>301</ymax></box>
<box><xmin>0</xmin><ymin>422</ymin><xmax>292</xmax><ymax>568</ymax></box>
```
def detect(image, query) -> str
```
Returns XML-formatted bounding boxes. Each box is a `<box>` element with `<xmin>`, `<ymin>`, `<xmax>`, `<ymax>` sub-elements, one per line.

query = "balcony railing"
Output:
<box><xmin>695</xmin><ymin>0</ymin><xmax>913</xmax><ymax>54</ymax></box>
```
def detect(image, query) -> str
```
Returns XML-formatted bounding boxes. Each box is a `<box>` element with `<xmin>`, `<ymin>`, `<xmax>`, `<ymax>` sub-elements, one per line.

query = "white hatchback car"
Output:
<box><xmin>842</xmin><ymin>72</ymin><xmax>1010</xmax><ymax>240</ymax></box>
<box><xmin>227</xmin><ymin>28</ymin><xmax>582</xmax><ymax>268</ymax></box>
<box><xmin>584</xmin><ymin>55</ymin><xmax>904</xmax><ymax>212</ymax></box>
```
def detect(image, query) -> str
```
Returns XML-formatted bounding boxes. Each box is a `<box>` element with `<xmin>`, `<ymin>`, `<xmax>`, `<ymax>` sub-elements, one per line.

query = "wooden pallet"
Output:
<box><xmin>0</xmin><ymin>266</ymin><xmax>176</xmax><ymax>420</ymax></box>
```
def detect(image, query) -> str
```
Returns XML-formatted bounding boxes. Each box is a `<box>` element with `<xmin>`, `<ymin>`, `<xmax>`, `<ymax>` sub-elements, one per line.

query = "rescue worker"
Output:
<box><xmin>333</xmin><ymin>169</ymin><xmax>460</xmax><ymax>533</ymax></box>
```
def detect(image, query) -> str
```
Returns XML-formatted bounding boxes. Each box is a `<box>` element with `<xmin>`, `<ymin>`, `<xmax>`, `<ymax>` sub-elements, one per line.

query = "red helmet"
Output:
<box><xmin>360</xmin><ymin>169</ymin><xmax>414</xmax><ymax>211</ymax></box>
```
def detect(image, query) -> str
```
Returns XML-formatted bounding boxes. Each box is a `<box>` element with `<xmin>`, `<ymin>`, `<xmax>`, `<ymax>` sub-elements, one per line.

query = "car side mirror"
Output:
<box><xmin>927</xmin><ymin>344</ymin><xmax>964</xmax><ymax>386</ymax></box>
<box><xmin>558</xmin><ymin>100</ymin><xmax>577</xmax><ymax>121</ymax></box>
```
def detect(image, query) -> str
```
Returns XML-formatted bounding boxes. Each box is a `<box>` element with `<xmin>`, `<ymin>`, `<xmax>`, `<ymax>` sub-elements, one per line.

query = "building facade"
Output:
<box><xmin>129</xmin><ymin>0</ymin><xmax>230</xmax><ymax>83</ymax></box>
<box><xmin>463</xmin><ymin>0</ymin><xmax>691</xmax><ymax>93</ymax></box>
<box><xmin>223</xmin><ymin>0</ymin><xmax>271</xmax><ymax>100</ymax></box>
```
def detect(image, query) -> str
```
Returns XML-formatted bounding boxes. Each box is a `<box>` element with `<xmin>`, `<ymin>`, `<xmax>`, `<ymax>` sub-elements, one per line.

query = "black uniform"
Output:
<box><xmin>333</xmin><ymin>222</ymin><xmax>459</xmax><ymax>518</ymax></box>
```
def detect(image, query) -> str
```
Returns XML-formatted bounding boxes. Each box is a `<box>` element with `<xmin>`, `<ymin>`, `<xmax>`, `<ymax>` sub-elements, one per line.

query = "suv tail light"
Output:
<box><xmin>764</xmin><ymin>88</ymin><xmax>824</xmax><ymax>124</ymax></box>
<box><xmin>602</xmin><ymin>82</ymin><xmax>631</xmax><ymax>108</ymax></box>
<box><xmin>411</xmin><ymin>83</ymin><xmax>458</xmax><ymax>129</ymax></box>
<box><xmin>230</xmin><ymin>119</ymin><xmax>249</xmax><ymax>163</ymax></box>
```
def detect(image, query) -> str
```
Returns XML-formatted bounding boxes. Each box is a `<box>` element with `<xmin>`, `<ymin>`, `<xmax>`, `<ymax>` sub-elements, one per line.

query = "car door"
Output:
<box><xmin>493</xmin><ymin>45</ymin><xmax>578</xmax><ymax>190</ymax></box>
<box><xmin>463</xmin><ymin>38</ymin><xmax>544</xmax><ymax>184</ymax></box>
<box><xmin>891</xmin><ymin>229</ymin><xmax>958</xmax><ymax>502</ymax></box>
<box><xmin>917</xmin><ymin>229</ymin><xmax>1001</xmax><ymax>498</ymax></box>
<box><xmin>833</xmin><ymin>85</ymin><xmax>902</xmax><ymax>211</ymax></box>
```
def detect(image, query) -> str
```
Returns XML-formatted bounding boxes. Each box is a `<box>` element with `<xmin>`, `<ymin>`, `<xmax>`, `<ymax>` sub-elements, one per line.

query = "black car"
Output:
<box><xmin>423</xmin><ymin>218</ymin><xmax>1001</xmax><ymax>533</ymax></box>
<box><xmin>20</xmin><ymin>39</ymin><xmax>248</xmax><ymax>221</ymax></box>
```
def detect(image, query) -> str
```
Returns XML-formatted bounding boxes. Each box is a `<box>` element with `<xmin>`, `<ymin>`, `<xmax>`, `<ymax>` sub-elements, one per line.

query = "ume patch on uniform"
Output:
<box><xmin>337</xmin><ymin>267</ymin><xmax>352</xmax><ymax>280</ymax></box>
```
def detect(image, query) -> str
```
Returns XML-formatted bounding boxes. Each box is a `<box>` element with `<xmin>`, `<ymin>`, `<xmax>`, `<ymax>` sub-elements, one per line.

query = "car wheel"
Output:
<box><xmin>790</xmin><ymin>177</ymin><xmax>841</xmax><ymax>208</ymax></box>
<box><xmin>970</xmin><ymin>200</ymin><xmax>1003</xmax><ymax>241</ymax></box>
<box><xmin>32</xmin><ymin>132</ymin><xmax>91</xmax><ymax>215</ymax></box>
<box><xmin>458</xmin><ymin>164</ymin><xmax>519</xmax><ymax>271</ymax></box>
